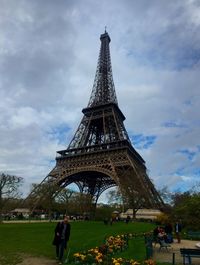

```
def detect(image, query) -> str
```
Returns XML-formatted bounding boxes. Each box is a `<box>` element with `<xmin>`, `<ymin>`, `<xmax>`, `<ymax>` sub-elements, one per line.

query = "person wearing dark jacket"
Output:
<box><xmin>164</xmin><ymin>223</ymin><xmax>173</xmax><ymax>243</ymax></box>
<box><xmin>53</xmin><ymin>215</ymin><xmax>71</xmax><ymax>264</ymax></box>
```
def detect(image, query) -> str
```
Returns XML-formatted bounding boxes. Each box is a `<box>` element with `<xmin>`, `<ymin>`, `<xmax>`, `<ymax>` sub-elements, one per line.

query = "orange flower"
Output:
<box><xmin>144</xmin><ymin>259</ymin><xmax>156</xmax><ymax>265</ymax></box>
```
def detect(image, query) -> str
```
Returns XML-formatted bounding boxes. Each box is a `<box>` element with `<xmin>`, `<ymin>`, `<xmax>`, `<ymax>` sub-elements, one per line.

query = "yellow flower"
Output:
<box><xmin>73</xmin><ymin>253</ymin><xmax>80</xmax><ymax>257</ymax></box>
<box><xmin>80</xmin><ymin>254</ymin><xmax>86</xmax><ymax>261</ymax></box>
<box><xmin>130</xmin><ymin>259</ymin><xmax>140</xmax><ymax>265</ymax></box>
<box><xmin>88</xmin><ymin>248</ymin><xmax>93</xmax><ymax>251</ymax></box>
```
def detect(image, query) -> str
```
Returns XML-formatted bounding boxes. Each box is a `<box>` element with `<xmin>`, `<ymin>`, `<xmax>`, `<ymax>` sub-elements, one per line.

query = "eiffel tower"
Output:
<box><xmin>26</xmin><ymin>30</ymin><xmax>164</xmax><ymax>213</ymax></box>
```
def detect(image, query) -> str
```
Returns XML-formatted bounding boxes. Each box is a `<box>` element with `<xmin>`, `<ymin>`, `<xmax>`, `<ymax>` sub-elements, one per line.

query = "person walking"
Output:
<box><xmin>174</xmin><ymin>220</ymin><xmax>182</xmax><ymax>243</ymax></box>
<box><xmin>53</xmin><ymin>215</ymin><xmax>71</xmax><ymax>264</ymax></box>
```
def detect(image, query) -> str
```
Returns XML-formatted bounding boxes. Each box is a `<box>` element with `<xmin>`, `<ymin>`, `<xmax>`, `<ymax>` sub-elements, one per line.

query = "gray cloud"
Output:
<box><xmin>0</xmin><ymin>0</ymin><xmax>199</xmax><ymax>198</ymax></box>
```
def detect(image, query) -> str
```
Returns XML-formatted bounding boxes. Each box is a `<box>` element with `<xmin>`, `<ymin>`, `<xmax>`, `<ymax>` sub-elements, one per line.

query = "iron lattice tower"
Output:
<box><xmin>26</xmin><ymin>31</ymin><xmax>164</xmax><ymax>213</ymax></box>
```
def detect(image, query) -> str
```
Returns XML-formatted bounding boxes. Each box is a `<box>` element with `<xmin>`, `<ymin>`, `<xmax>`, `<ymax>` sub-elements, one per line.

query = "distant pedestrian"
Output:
<box><xmin>52</xmin><ymin>215</ymin><xmax>71</xmax><ymax>264</ymax></box>
<box><xmin>110</xmin><ymin>217</ymin><xmax>114</xmax><ymax>225</ymax></box>
<box><xmin>174</xmin><ymin>220</ymin><xmax>182</xmax><ymax>243</ymax></box>
<box><xmin>165</xmin><ymin>223</ymin><xmax>173</xmax><ymax>243</ymax></box>
<box><xmin>103</xmin><ymin>218</ymin><xmax>108</xmax><ymax>225</ymax></box>
<box><xmin>125</xmin><ymin>215</ymin><xmax>131</xmax><ymax>224</ymax></box>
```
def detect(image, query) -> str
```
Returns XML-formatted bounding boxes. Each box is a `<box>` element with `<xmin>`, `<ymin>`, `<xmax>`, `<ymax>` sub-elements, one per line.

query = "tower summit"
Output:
<box><xmin>26</xmin><ymin>31</ymin><xmax>164</xmax><ymax>214</ymax></box>
<box><xmin>88</xmin><ymin>30</ymin><xmax>117</xmax><ymax>107</ymax></box>
<box><xmin>64</xmin><ymin>30</ymin><xmax>131</xmax><ymax>151</ymax></box>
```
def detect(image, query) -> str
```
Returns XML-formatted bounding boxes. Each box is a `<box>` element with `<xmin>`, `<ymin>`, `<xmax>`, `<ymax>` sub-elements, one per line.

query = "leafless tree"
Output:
<box><xmin>0</xmin><ymin>173</ymin><xmax>23</xmax><ymax>219</ymax></box>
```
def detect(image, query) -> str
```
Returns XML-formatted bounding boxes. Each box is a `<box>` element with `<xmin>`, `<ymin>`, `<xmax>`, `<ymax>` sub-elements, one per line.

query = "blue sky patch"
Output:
<box><xmin>126</xmin><ymin>44</ymin><xmax>200</xmax><ymax>71</ymax></box>
<box><xmin>178</xmin><ymin>149</ymin><xmax>196</xmax><ymax>161</ymax></box>
<box><xmin>191</xmin><ymin>168</ymin><xmax>200</xmax><ymax>176</ymax></box>
<box><xmin>174</xmin><ymin>167</ymin><xmax>185</xmax><ymax>176</ymax></box>
<box><xmin>162</xmin><ymin>121</ymin><xmax>187</xmax><ymax>128</ymax></box>
<box><xmin>183</xmin><ymin>100</ymin><xmax>192</xmax><ymax>106</ymax></box>
<box><xmin>131</xmin><ymin>134</ymin><xmax>157</xmax><ymax>150</ymax></box>
<box><xmin>49</xmin><ymin>123</ymin><xmax>70</xmax><ymax>145</ymax></box>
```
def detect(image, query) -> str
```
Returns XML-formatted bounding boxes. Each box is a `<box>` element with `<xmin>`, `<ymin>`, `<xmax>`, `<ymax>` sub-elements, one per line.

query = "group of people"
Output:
<box><xmin>153</xmin><ymin>221</ymin><xmax>182</xmax><ymax>244</ymax></box>
<box><xmin>52</xmin><ymin>216</ymin><xmax>183</xmax><ymax>264</ymax></box>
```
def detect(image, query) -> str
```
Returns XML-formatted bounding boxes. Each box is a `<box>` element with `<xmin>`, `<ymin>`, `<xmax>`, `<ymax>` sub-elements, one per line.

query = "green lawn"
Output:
<box><xmin>0</xmin><ymin>221</ymin><xmax>170</xmax><ymax>265</ymax></box>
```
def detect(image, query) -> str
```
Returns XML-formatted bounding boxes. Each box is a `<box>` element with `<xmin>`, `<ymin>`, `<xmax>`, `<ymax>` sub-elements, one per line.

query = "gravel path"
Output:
<box><xmin>153</xmin><ymin>239</ymin><xmax>200</xmax><ymax>264</ymax></box>
<box><xmin>17</xmin><ymin>256</ymin><xmax>57</xmax><ymax>265</ymax></box>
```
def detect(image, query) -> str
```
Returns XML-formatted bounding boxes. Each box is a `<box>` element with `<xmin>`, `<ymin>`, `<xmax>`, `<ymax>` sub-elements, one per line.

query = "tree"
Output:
<box><xmin>170</xmin><ymin>190</ymin><xmax>200</xmax><ymax>230</ymax></box>
<box><xmin>54</xmin><ymin>188</ymin><xmax>75</xmax><ymax>214</ymax></box>
<box><xmin>0</xmin><ymin>173</ymin><xmax>23</xmax><ymax>219</ymax></box>
<box><xmin>107</xmin><ymin>185</ymin><xmax>145</xmax><ymax>219</ymax></box>
<box><xmin>107</xmin><ymin>188</ymin><xmax>123</xmax><ymax>208</ymax></box>
<box><xmin>70</xmin><ymin>192</ymin><xmax>94</xmax><ymax>217</ymax></box>
<box><xmin>158</xmin><ymin>186</ymin><xmax>173</xmax><ymax>205</ymax></box>
<box><xmin>95</xmin><ymin>204</ymin><xmax>115</xmax><ymax>221</ymax></box>
<box><xmin>171</xmin><ymin>191</ymin><xmax>191</xmax><ymax>208</ymax></box>
<box><xmin>190</xmin><ymin>182</ymin><xmax>200</xmax><ymax>194</ymax></box>
<box><xmin>55</xmin><ymin>188</ymin><xmax>74</xmax><ymax>204</ymax></box>
<box><xmin>26</xmin><ymin>182</ymin><xmax>60</xmax><ymax>216</ymax></box>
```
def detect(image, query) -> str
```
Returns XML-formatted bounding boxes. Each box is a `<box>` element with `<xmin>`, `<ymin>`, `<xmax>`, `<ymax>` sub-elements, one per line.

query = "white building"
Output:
<box><xmin>120</xmin><ymin>208</ymin><xmax>162</xmax><ymax>221</ymax></box>
<box><xmin>10</xmin><ymin>208</ymin><xmax>30</xmax><ymax>218</ymax></box>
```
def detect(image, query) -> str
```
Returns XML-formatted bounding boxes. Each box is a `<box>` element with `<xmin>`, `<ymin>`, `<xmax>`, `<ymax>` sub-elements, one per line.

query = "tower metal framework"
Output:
<box><xmin>26</xmin><ymin>31</ymin><xmax>164</xmax><ymax>212</ymax></box>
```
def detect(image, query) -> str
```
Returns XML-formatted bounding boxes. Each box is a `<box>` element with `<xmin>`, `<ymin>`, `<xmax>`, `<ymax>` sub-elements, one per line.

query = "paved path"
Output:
<box><xmin>153</xmin><ymin>239</ymin><xmax>200</xmax><ymax>264</ymax></box>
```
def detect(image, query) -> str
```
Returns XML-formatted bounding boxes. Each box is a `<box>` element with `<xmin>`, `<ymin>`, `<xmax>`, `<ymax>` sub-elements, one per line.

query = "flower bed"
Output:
<box><xmin>73</xmin><ymin>232</ymin><xmax>155</xmax><ymax>265</ymax></box>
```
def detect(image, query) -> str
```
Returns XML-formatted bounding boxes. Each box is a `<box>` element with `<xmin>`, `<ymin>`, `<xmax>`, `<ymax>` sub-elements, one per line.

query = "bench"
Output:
<box><xmin>180</xmin><ymin>248</ymin><xmax>200</xmax><ymax>264</ymax></box>
<box><xmin>158</xmin><ymin>239</ymin><xmax>172</xmax><ymax>252</ymax></box>
<box><xmin>187</xmin><ymin>231</ymin><xmax>200</xmax><ymax>240</ymax></box>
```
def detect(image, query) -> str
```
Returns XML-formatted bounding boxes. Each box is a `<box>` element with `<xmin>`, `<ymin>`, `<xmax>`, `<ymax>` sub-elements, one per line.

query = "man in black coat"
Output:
<box><xmin>53</xmin><ymin>215</ymin><xmax>71</xmax><ymax>264</ymax></box>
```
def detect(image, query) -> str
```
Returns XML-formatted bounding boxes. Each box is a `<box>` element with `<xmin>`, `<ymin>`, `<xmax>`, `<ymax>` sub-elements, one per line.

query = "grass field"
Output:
<box><xmin>0</xmin><ymin>221</ymin><xmax>170</xmax><ymax>265</ymax></box>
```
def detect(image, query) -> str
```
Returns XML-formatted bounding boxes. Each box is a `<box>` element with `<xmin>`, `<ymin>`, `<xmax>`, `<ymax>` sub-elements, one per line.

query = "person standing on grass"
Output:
<box><xmin>53</xmin><ymin>215</ymin><xmax>71</xmax><ymax>264</ymax></box>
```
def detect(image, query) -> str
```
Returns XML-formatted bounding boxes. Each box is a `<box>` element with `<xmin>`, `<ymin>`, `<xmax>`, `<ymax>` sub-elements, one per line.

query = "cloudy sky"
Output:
<box><xmin>0</xmin><ymin>0</ymin><xmax>200</xmax><ymax>201</ymax></box>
